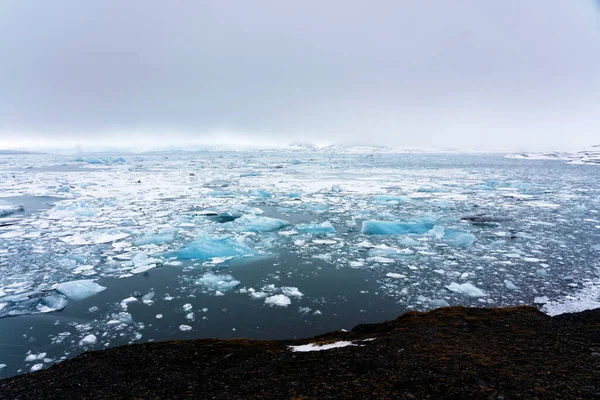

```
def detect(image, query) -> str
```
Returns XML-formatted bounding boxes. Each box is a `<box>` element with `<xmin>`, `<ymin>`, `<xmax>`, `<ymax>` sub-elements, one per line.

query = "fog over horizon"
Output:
<box><xmin>1</xmin><ymin>1</ymin><xmax>599</xmax><ymax>152</ymax></box>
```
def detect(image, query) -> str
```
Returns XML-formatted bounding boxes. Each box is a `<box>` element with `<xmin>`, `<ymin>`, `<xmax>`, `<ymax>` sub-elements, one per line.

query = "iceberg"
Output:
<box><xmin>446</xmin><ymin>282</ymin><xmax>487</xmax><ymax>298</ymax></box>
<box><xmin>296</xmin><ymin>221</ymin><xmax>336</xmax><ymax>235</ymax></box>
<box><xmin>55</xmin><ymin>280</ymin><xmax>106</xmax><ymax>301</ymax></box>
<box><xmin>174</xmin><ymin>235</ymin><xmax>253</xmax><ymax>260</ymax></box>
<box><xmin>361</xmin><ymin>220</ymin><xmax>435</xmax><ymax>235</ymax></box>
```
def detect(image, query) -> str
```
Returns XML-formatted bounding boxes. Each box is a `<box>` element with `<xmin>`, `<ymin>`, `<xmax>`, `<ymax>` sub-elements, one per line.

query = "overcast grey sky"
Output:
<box><xmin>0</xmin><ymin>0</ymin><xmax>599</xmax><ymax>151</ymax></box>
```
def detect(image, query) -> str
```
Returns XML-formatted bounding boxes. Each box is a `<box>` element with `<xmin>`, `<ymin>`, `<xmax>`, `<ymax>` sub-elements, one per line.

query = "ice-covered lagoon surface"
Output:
<box><xmin>0</xmin><ymin>152</ymin><xmax>599</xmax><ymax>377</ymax></box>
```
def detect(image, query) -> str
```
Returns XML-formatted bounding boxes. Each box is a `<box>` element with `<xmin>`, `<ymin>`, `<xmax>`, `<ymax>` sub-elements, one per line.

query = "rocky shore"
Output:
<box><xmin>1</xmin><ymin>306</ymin><xmax>599</xmax><ymax>399</ymax></box>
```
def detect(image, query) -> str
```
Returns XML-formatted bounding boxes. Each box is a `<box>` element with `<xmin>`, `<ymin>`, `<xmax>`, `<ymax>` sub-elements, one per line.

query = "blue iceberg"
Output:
<box><xmin>361</xmin><ymin>220</ymin><xmax>435</xmax><ymax>235</ymax></box>
<box><xmin>173</xmin><ymin>235</ymin><xmax>253</xmax><ymax>260</ymax></box>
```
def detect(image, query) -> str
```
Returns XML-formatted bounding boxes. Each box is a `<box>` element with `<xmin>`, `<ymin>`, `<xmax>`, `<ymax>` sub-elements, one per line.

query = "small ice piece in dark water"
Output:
<box><xmin>55</xmin><ymin>280</ymin><xmax>106</xmax><ymax>301</ymax></box>
<box><xmin>298</xmin><ymin>307</ymin><xmax>312</xmax><ymax>314</ymax></box>
<box><xmin>264</xmin><ymin>294</ymin><xmax>291</xmax><ymax>307</ymax></box>
<box><xmin>79</xmin><ymin>334</ymin><xmax>97</xmax><ymax>346</ymax></box>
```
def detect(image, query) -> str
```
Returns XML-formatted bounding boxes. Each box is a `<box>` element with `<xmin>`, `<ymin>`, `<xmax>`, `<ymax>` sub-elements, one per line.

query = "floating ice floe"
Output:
<box><xmin>30</xmin><ymin>364</ymin><xmax>44</xmax><ymax>372</ymax></box>
<box><xmin>443</xmin><ymin>229</ymin><xmax>476</xmax><ymax>247</ymax></box>
<box><xmin>174</xmin><ymin>235</ymin><xmax>253</xmax><ymax>260</ymax></box>
<box><xmin>445</xmin><ymin>282</ymin><xmax>487</xmax><ymax>298</ymax></box>
<box><xmin>228</xmin><ymin>215</ymin><xmax>290</xmax><ymax>232</ymax></box>
<box><xmin>0</xmin><ymin>293</ymin><xmax>68</xmax><ymax>318</ymax></box>
<box><xmin>296</xmin><ymin>221</ymin><xmax>336</xmax><ymax>235</ymax></box>
<box><xmin>196</xmin><ymin>273</ymin><xmax>240</xmax><ymax>293</ymax></box>
<box><xmin>134</xmin><ymin>229</ymin><xmax>177</xmax><ymax>246</ymax></box>
<box><xmin>79</xmin><ymin>334</ymin><xmax>97</xmax><ymax>346</ymax></box>
<box><xmin>504</xmin><ymin>280</ymin><xmax>519</xmax><ymax>291</ymax></box>
<box><xmin>541</xmin><ymin>282</ymin><xmax>600</xmax><ymax>316</ymax></box>
<box><xmin>281</xmin><ymin>287</ymin><xmax>303</xmax><ymax>298</ymax></box>
<box><xmin>361</xmin><ymin>220</ymin><xmax>435</xmax><ymax>235</ymax></box>
<box><xmin>55</xmin><ymin>280</ymin><xmax>106</xmax><ymax>301</ymax></box>
<box><xmin>60</xmin><ymin>230</ymin><xmax>130</xmax><ymax>246</ymax></box>
<box><xmin>264</xmin><ymin>294</ymin><xmax>291</xmax><ymax>307</ymax></box>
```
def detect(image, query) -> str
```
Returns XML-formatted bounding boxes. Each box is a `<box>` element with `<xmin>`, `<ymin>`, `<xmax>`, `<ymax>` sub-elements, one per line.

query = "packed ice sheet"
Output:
<box><xmin>0</xmin><ymin>151</ymin><xmax>599</xmax><ymax>375</ymax></box>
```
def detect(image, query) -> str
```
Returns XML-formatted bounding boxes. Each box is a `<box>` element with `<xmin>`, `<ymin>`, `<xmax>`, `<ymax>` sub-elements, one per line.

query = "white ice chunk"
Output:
<box><xmin>55</xmin><ymin>280</ymin><xmax>106</xmax><ymax>301</ymax></box>
<box><xmin>281</xmin><ymin>287</ymin><xmax>303</xmax><ymax>298</ymax></box>
<box><xmin>79</xmin><ymin>334</ymin><xmax>97</xmax><ymax>346</ymax></box>
<box><xmin>30</xmin><ymin>364</ymin><xmax>44</xmax><ymax>372</ymax></box>
<box><xmin>446</xmin><ymin>282</ymin><xmax>487</xmax><ymax>298</ymax></box>
<box><xmin>264</xmin><ymin>294</ymin><xmax>291</xmax><ymax>307</ymax></box>
<box><xmin>386</xmin><ymin>273</ymin><xmax>406</xmax><ymax>279</ymax></box>
<box><xmin>196</xmin><ymin>273</ymin><xmax>240</xmax><ymax>292</ymax></box>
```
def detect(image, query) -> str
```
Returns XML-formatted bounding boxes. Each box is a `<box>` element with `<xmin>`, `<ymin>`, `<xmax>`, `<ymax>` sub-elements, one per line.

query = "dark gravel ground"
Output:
<box><xmin>1</xmin><ymin>306</ymin><xmax>599</xmax><ymax>399</ymax></box>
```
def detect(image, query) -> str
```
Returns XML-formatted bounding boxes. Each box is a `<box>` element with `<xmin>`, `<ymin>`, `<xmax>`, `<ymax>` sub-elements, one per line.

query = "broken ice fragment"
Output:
<box><xmin>445</xmin><ymin>282</ymin><xmax>487</xmax><ymax>298</ymax></box>
<box><xmin>296</xmin><ymin>221</ymin><xmax>336</xmax><ymax>235</ymax></box>
<box><xmin>55</xmin><ymin>280</ymin><xmax>106</xmax><ymax>301</ymax></box>
<box><xmin>444</xmin><ymin>229</ymin><xmax>476</xmax><ymax>247</ymax></box>
<box><xmin>79</xmin><ymin>334</ymin><xmax>97</xmax><ymax>346</ymax></box>
<box><xmin>228</xmin><ymin>215</ymin><xmax>289</xmax><ymax>232</ymax></box>
<box><xmin>264</xmin><ymin>294</ymin><xmax>291</xmax><ymax>307</ymax></box>
<box><xmin>281</xmin><ymin>287</ymin><xmax>303</xmax><ymax>298</ymax></box>
<box><xmin>361</xmin><ymin>220</ymin><xmax>435</xmax><ymax>235</ymax></box>
<box><xmin>196</xmin><ymin>273</ymin><xmax>240</xmax><ymax>292</ymax></box>
<box><xmin>174</xmin><ymin>235</ymin><xmax>253</xmax><ymax>260</ymax></box>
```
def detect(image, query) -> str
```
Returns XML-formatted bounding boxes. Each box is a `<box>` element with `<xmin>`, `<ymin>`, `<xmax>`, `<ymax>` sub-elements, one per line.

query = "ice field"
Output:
<box><xmin>0</xmin><ymin>151</ymin><xmax>599</xmax><ymax>377</ymax></box>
